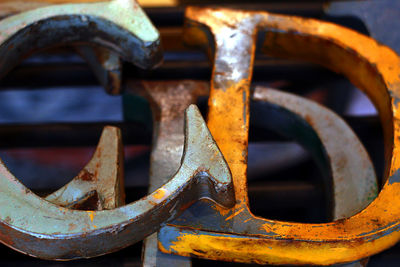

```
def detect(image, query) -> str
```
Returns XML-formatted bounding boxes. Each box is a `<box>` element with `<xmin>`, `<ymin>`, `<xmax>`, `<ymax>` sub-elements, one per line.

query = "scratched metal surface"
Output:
<box><xmin>0</xmin><ymin>0</ymin><xmax>398</xmax><ymax>266</ymax></box>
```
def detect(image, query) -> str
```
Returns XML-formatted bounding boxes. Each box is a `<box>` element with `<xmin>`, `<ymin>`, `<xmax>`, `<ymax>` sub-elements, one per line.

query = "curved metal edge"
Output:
<box><xmin>75</xmin><ymin>46</ymin><xmax>123</xmax><ymax>95</ymax></box>
<box><xmin>252</xmin><ymin>87</ymin><xmax>378</xmax><ymax>220</ymax></box>
<box><xmin>253</xmin><ymin>87</ymin><xmax>376</xmax><ymax>267</ymax></box>
<box><xmin>166</xmin><ymin>7</ymin><xmax>400</xmax><ymax>265</ymax></box>
<box><xmin>45</xmin><ymin>126</ymin><xmax>125</xmax><ymax>210</ymax></box>
<box><xmin>159</xmin><ymin>86</ymin><xmax>379</xmax><ymax>265</ymax></box>
<box><xmin>0</xmin><ymin>105</ymin><xmax>234</xmax><ymax>260</ymax></box>
<box><xmin>0</xmin><ymin>0</ymin><xmax>162</xmax><ymax>78</ymax></box>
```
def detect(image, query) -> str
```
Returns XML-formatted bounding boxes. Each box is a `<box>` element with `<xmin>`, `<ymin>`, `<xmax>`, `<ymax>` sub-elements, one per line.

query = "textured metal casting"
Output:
<box><xmin>0</xmin><ymin>103</ymin><xmax>234</xmax><ymax>260</ymax></box>
<box><xmin>120</xmin><ymin>81</ymin><xmax>377</xmax><ymax>267</ymax></box>
<box><xmin>0</xmin><ymin>1</ymin><xmax>392</xmax><ymax>264</ymax></box>
<box><xmin>252</xmin><ymin>88</ymin><xmax>378</xmax><ymax>222</ymax></box>
<box><xmin>75</xmin><ymin>46</ymin><xmax>122</xmax><ymax>95</ymax></box>
<box><xmin>120</xmin><ymin>80</ymin><xmax>378</xmax><ymax>266</ymax></box>
<box><xmin>0</xmin><ymin>1</ymin><xmax>125</xmax><ymax>95</ymax></box>
<box><xmin>124</xmin><ymin>81</ymin><xmax>209</xmax><ymax>267</ymax></box>
<box><xmin>157</xmin><ymin>7</ymin><xmax>398</xmax><ymax>265</ymax></box>
<box><xmin>45</xmin><ymin>126</ymin><xmax>125</xmax><ymax>210</ymax></box>
<box><xmin>0</xmin><ymin>2</ymin><xmax>235</xmax><ymax>260</ymax></box>
<box><xmin>252</xmin><ymin>87</ymin><xmax>375</xmax><ymax>267</ymax></box>
<box><xmin>0</xmin><ymin>0</ymin><xmax>163</xmax><ymax>80</ymax></box>
<box><xmin>159</xmin><ymin>84</ymin><xmax>377</xmax><ymax>266</ymax></box>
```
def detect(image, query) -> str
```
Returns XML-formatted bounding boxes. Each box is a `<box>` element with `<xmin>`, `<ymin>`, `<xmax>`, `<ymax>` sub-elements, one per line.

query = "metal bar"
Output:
<box><xmin>125</xmin><ymin>81</ymin><xmax>208</xmax><ymax>266</ymax></box>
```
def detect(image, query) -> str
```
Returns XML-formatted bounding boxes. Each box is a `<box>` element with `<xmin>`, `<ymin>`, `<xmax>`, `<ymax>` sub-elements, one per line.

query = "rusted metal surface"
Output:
<box><xmin>0</xmin><ymin>2</ymin><xmax>125</xmax><ymax>96</ymax></box>
<box><xmin>0</xmin><ymin>1</ymin><xmax>237</xmax><ymax>261</ymax></box>
<box><xmin>125</xmin><ymin>81</ymin><xmax>208</xmax><ymax>266</ymax></box>
<box><xmin>0</xmin><ymin>1</ymin><xmax>394</xmax><ymax>264</ymax></box>
<box><xmin>253</xmin><ymin>87</ymin><xmax>374</xmax><ymax>267</ymax></box>
<box><xmin>45</xmin><ymin>126</ymin><xmax>125</xmax><ymax>210</ymax></box>
<box><xmin>115</xmin><ymin>80</ymin><xmax>378</xmax><ymax>266</ymax></box>
<box><xmin>253</xmin><ymin>88</ymin><xmax>378</xmax><ymax>221</ymax></box>
<box><xmin>0</xmin><ymin>0</ymin><xmax>163</xmax><ymax>80</ymax></box>
<box><xmin>75</xmin><ymin>47</ymin><xmax>122</xmax><ymax>95</ymax></box>
<box><xmin>124</xmin><ymin>80</ymin><xmax>374</xmax><ymax>266</ymax></box>
<box><xmin>0</xmin><ymin>103</ymin><xmax>234</xmax><ymax>260</ymax></box>
<box><xmin>44</xmin><ymin>127</ymin><xmax>125</xmax><ymax>217</ymax></box>
<box><xmin>159</xmin><ymin>85</ymin><xmax>377</xmax><ymax>266</ymax></box>
<box><xmin>156</xmin><ymin>7</ymin><xmax>400</xmax><ymax>265</ymax></box>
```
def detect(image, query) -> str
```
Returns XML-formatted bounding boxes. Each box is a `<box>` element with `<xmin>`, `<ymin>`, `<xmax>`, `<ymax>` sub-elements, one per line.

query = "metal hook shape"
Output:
<box><xmin>45</xmin><ymin>126</ymin><xmax>125</xmax><ymax>210</ymax></box>
<box><xmin>0</xmin><ymin>2</ymin><xmax>126</xmax><ymax>95</ymax></box>
<box><xmin>0</xmin><ymin>0</ymin><xmax>163</xmax><ymax>80</ymax></box>
<box><xmin>0</xmin><ymin>0</ymin><xmax>234</xmax><ymax>261</ymax></box>
<box><xmin>158</xmin><ymin>7</ymin><xmax>396</xmax><ymax>265</ymax></box>
<box><xmin>0</xmin><ymin>104</ymin><xmax>234</xmax><ymax>260</ymax></box>
<box><xmin>124</xmin><ymin>80</ymin><xmax>208</xmax><ymax>267</ymax></box>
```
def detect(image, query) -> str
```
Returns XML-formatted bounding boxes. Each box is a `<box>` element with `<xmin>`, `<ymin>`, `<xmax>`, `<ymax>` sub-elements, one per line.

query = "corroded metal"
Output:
<box><xmin>159</xmin><ymin>85</ymin><xmax>377</xmax><ymax>266</ymax></box>
<box><xmin>252</xmin><ymin>87</ymin><xmax>374</xmax><ymax>267</ymax></box>
<box><xmin>0</xmin><ymin>104</ymin><xmax>234</xmax><ymax>260</ymax></box>
<box><xmin>125</xmin><ymin>79</ymin><xmax>376</xmax><ymax>266</ymax></box>
<box><xmin>125</xmin><ymin>80</ymin><xmax>208</xmax><ymax>267</ymax></box>
<box><xmin>0</xmin><ymin>0</ymin><xmax>163</xmax><ymax>80</ymax></box>
<box><xmin>253</xmin><ymin>87</ymin><xmax>378</xmax><ymax>221</ymax></box>
<box><xmin>45</xmin><ymin>126</ymin><xmax>125</xmax><ymax>210</ymax></box>
<box><xmin>0</xmin><ymin>2</ymin><xmax>236</xmax><ymax>260</ymax></box>
<box><xmin>75</xmin><ymin>46</ymin><xmax>122</xmax><ymax>95</ymax></box>
<box><xmin>0</xmin><ymin>1</ymin><xmax>125</xmax><ymax>95</ymax></box>
<box><xmin>157</xmin><ymin>7</ymin><xmax>398</xmax><ymax>265</ymax></box>
<box><xmin>130</xmin><ymin>81</ymin><xmax>375</xmax><ymax>267</ymax></box>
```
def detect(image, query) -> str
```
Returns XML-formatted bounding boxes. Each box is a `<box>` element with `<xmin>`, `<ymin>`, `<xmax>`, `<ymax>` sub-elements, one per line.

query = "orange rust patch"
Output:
<box><xmin>260</xmin><ymin>223</ymin><xmax>273</xmax><ymax>232</ymax></box>
<box><xmin>0</xmin><ymin>227</ymin><xmax>14</xmax><ymax>246</ymax></box>
<box><xmin>78</xmin><ymin>169</ymin><xmax>94</xmax><ymax>182</ymax></box>
<box><xmin>152</xmin><ymin>188</ymin><xmax>168</xmax><ymax>200</ymax></box>
<box><xmin>173</xmin><ymin>6</ymin><xmax>400</xmax><ymax>265</ymax></box>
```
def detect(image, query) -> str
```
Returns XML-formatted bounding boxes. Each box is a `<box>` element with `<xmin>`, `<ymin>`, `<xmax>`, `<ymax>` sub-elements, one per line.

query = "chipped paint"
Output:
<box><xmin>225</xmin><ymin>207</ymin><xmax>244</xmax><ymax>221</ymax></box>
<box><xmin>158</xmin><ymin>7</ymin><xmax>399</xmax><ymax>265</ymax></box>
<box><xmin>87</xmin><ymin>211</ymin><xmax>96</xmax><ymax>222</ymax></box>
<box><xmin>0</xmin><ymin>99</ymin><xmax>233</xmax><ymax>259</ymax></box>
<box><xmin>152</xmin><ymin>188</ymin><xmax>168</xmax><ymax>201</ymax></box>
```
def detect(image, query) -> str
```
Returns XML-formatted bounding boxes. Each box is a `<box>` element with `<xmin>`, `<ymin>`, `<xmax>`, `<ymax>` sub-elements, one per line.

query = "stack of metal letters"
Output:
<box><xmin>0</xmin><ymin>0</ymin><xmax>399</xmax><ymax>266</ymax></box>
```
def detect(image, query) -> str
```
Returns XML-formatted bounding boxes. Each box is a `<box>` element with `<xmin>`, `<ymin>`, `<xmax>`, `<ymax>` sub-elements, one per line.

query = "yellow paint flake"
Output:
<box><xmin>87</xmin><ymin>211</ymin><xmax>96</xmax><ymax>222</ymax></box>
